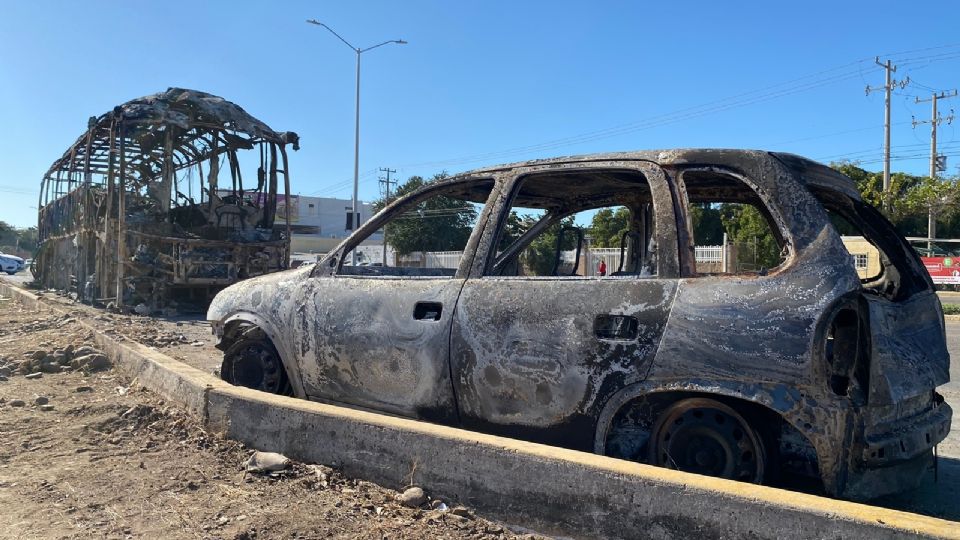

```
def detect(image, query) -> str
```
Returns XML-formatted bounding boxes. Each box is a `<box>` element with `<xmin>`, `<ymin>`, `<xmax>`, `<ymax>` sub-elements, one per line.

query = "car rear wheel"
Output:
<box><xmin>649</xmin><ymin>398</ymin><xmax>765</xmax><ymax>483</ymax></box>
<box><xmin>220</xmin><ymin>329</ymin><xmax>292</xmax><ymax>396</ymax></box>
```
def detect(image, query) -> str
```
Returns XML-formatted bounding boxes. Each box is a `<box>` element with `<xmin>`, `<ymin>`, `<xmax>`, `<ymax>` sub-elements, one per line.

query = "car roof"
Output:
<box><xmin>446</xmin><ymin>148</ymin><xmax>861</xmax><ymax>199</ymax></box>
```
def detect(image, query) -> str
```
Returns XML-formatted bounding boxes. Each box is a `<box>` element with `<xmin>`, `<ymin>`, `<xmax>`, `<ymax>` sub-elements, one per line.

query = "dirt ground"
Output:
<box><xmin>0</xmin><ymin>299</ymin><xmax>550</xmax><ymax>540</ymax></box>
<box><xmin>4</xmin><ymin>280</ymin><xmax>960</xmax><ymax>533</ymax></box>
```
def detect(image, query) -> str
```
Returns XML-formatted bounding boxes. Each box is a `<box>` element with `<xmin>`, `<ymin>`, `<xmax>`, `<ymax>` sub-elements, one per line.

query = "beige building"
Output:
<box><xmin>840</xmin><ymin>236</ymin><xmax>881</xmax><ymax>279</ymax></box>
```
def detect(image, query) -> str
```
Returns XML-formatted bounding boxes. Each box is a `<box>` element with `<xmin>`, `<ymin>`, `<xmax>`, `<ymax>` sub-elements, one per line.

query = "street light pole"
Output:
<box><xmin>306</xmin><ymin>19</ymin><xmax>406</xmax><ymax>266</ymax></box>
<box><xmin>353</xmin><ymin>50</ymin><xmax>361</xmax><ymax>264</ymax></box>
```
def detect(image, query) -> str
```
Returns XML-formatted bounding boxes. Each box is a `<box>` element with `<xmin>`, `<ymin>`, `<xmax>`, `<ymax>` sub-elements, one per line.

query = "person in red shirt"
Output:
<box><xmin>598</xmin><ymin>259</ymin><xmax>607</xmax><ymax>276</ymax></box>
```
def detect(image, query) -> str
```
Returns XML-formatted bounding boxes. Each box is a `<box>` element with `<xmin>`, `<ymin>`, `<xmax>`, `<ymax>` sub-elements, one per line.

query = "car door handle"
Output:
<box><xmin>414</xmin><ymin>301</ymin><xmax>443</xmax><ymax>321</ymax></box>
<box><xmin>594</xmin><ymin>314</ymin><xmax>639</xmax><ymax>340</ymax></box>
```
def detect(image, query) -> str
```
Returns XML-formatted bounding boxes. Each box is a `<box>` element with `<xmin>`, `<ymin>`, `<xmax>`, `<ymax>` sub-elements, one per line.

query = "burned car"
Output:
<box><xmin>208</xmin><ymin>149</ymin><xmax>951</xmax><ymax>499</ymax></box>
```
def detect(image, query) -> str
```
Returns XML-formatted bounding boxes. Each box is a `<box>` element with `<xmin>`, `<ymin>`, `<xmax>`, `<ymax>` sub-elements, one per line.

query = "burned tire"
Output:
<box><xmin>220</xmin><ymin>328</ymin><xmax>292</xmax><ymax>396</ymax></box>
<box><xmin>649</xmin><ymin>398</ymin><xmax>765</xmax><ymax>483</ymax></box>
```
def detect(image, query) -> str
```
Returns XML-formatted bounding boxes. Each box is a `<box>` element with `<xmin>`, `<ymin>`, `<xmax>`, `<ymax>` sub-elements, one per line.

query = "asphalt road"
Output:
<box><xmin>4</xmin><ymin>269</ymin><xmax>31</xmax><ymax>286</ymax></box>
<box><xmin>941</xmin><ymin>291</ymin><xmax>960</xmax><ymax>306</ymax></box>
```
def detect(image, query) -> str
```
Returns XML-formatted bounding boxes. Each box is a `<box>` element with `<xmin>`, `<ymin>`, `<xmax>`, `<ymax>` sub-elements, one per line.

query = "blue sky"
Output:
<box><xmin>2</xmin><ymin>1</ymin><xmax>960</xmax><ymax>227</ymax></box>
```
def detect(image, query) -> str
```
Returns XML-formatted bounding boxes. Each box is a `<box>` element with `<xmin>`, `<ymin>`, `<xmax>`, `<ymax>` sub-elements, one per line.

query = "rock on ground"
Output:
<box><xmin>397</xmin><ymin>486</ymin><xmax>428</xmax><ymax>508</ymax></box>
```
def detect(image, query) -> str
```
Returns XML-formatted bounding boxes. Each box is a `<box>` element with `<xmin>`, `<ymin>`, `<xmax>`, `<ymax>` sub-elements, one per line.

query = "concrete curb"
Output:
<box><xmin>3</xmin><ymin>282</ymin><xmax>958</xmax><ymax>540</ymax></box>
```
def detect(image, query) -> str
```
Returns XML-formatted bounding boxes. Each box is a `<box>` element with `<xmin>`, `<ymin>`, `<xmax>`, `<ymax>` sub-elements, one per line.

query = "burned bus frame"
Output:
<box><xmin>36</xmin><ymin>88</ymin><xmax>299</xmax><ymax>310</ymax></box>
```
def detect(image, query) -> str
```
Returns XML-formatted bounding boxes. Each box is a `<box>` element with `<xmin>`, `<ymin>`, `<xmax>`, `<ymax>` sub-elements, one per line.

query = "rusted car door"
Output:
<box><xmin>448</xmin><ymin>163</ymin><xmax>680</xmax><ymax>449</ymax></box>
<box><xmin>292</xmin><ymin>180</ymin><xmax>497</xmax><ymax>423</ymax></box>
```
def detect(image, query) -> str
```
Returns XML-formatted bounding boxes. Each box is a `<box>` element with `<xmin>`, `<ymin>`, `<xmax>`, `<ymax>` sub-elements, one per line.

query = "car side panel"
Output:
<box><xmin>652</xmin><ymin>215</ymin><xmax>862</xmax><ymax>379</ymax></box>
<box><xmin>450</xmin><ymin>278</ymin><xmax>677</xmax><ymax>449</ymax></box>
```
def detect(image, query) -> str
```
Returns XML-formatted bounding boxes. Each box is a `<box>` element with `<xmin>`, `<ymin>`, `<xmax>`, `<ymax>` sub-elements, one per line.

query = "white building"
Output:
<box><xmin>284</xmin><ymin>194</ymin><xmax>382</xmax><ymax>254</ymax></box>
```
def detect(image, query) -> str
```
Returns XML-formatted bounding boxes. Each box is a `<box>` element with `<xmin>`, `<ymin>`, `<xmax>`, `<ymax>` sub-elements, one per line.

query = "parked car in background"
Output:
<box><xmin>0</xmin><ymin>253</ymin><xmax>25</xmax><ymax>275</ymax></box>
<box><xmin>207</xmin><ymin>149</ymin><xmax>951</xmax><ymax>500</ymax></box>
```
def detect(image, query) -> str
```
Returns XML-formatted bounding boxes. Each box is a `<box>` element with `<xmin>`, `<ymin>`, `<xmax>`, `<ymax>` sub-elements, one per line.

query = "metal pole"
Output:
<box><xmin>867</xmin><ymin>57</ymin><xmax>900</xmax><ymax>212</ymax></box>
<box><xmin>722</xmin><ymin>232</ymin><xmax>728</xmax><ymax>273</ymax></box>
<box><xmin>883</xmin><ymin>59</ymin><xmax>892</xmax><ymax>204</ymax></box>
<box><xmin>915</xmin><ymin>90</ymin><xmax>957</xmax><ymax>250</ymax></box>
<box><xmin>352</xmin><ymin>50</ymin><xmax>361</xmax><ymax>266</ymax></box>
<box><xmin>381</xmin><ymin>180</ymin><xmax>389</xmax><ymax>266</ymax></box>
<box><xmin>929</xmin><ymin>94</ymin><xmax>938</xmax><ymax>250</ymax></box>
<box><xmin>116</xmin><ymin>120</ymin><xmax>127</xmax><ymax>308</ymax></box>
<box><xmin>931</xmin><ymin>94</ymin><xmax>939</xmax><ymax>182</ymax></box>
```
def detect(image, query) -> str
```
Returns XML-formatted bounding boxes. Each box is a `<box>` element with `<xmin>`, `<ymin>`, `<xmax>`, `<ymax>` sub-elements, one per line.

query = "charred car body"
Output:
<box><xmin>208</xmin><ymin>149</ymin><xmax>951</xmax><ymax>499</ymax></box>
<box><xmin>37</xmin><ymin>88</ymin><xmax>299</xmax><ymax>310</ymax></box>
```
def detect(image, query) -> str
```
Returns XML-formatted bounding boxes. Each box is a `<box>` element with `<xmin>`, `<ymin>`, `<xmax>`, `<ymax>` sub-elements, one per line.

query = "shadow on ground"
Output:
<box><xmin>870</xmin><ymin>455</ymin><xmax>960</xmax><ymax>522</ymax></box>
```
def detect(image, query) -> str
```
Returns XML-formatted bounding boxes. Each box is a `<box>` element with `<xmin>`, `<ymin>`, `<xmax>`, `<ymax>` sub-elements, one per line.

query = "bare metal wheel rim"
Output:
<box><xmin>229</xmin><ymin>342</ymin><xmax>285</xmax><ymax>394</ymax></box>
<box><xmin>650</xmin><ymin>399</ymin><xmax>765</xmax><ymax>483</ymax></box>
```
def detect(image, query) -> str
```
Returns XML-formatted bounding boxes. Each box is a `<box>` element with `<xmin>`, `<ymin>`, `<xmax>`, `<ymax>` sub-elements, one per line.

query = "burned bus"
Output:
<box><xmin>36</xmin><ymin>88</ymin><xmax>299</xmax><ymax>311</ymax></box>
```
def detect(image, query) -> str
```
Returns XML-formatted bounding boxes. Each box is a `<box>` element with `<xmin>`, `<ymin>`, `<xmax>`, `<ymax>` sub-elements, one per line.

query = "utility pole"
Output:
<box><xmin>866</xmin><ymin>57</ymin><xmax>909</xmax><ymax>211</ymax></box>
<box><xmin>913</xmin><ymin>90</ymin><xmax>957</xmax><ymax>248</ymax></box>
<box><xmin>378</xmin><ymin>167</ymin><xmax>397</xmax><ymax>266</ymax></box>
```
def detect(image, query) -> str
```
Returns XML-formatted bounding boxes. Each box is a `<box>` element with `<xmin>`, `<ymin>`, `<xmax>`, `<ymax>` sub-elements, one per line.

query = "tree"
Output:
<box><xmin>521</xmin><ymin>216</ymin><xmax>576</xmax><ymax>275</ymax></box>
<box><xmin>689</xmin><ymin>203</ymin><xmax>724</xmax><ymax>245</ymax></box>
<box><xmin>830</xmin><ymin>161</ymin><xmax>960</xmax><ymax>238</ymax></box>
<box><xmin>375</xmin><ymin>173</ymin><xmax>479</xmax><ymax>256</ymax></box>
<box><xmin>496</xmin><ymin>211</ymin><xmax>536</xmax><ymax>252</ymax></box>
<box><xmin>0</xmin><ymin>224</ymin><xmax>37</xmax><ymax>255</ymax></box>
<box><xmin>719</xmin><ymin>204</ymin><xmax>782</xmax><ymax>270</ymax></box>
<box><xmin>587</xmin><ymin>207</ymin><xmax>629</xmax><ymax>248</ymax></box>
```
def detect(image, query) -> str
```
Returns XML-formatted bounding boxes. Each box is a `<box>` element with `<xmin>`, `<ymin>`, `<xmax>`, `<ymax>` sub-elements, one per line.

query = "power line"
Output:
<box><xmin>299</xmin><ymin>44</ymin><xmax>960</xmax><ymax>195</ymax></box>
<box><xmin>396</xmin><ymin>46</ymin><xmax>960</xmax><ymax>173</ymax></box>
<box><xmin>403</xmin><ymin>69</ymin><xmax>868</xmax><ymax>170</ymax></box>
<box><xmin>816</xmin><ymin>140</ymin><xmax>960</xmax><ymax>161</ymax></box>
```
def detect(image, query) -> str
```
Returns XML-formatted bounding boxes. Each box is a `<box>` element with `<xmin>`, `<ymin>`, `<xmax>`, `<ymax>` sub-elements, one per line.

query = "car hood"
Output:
<box><xmin>0</xmin><ymin>254</ymin><xmax>24</xmax><ymax>264</ymax></box>
<box><xmin>207</xmin><ymin>263</ymin><xmax>315</xmax><ymax>322</ymax></box>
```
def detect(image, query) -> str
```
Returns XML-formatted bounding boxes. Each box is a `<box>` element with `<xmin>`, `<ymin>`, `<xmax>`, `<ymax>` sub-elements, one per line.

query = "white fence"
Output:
<box><xmin>394</xmin><ymin>245</ymin><xmax>727</xmax><ymax>274</ymax></box>
<box><xmin>695</xmin><ymin>245</ymin><xmax>724</xmax><ymax>263</ymax></box>
<box><xmin>424</xmin><ymin>251</ymin><xmax>463</xmax><ymax>269</ymax></box>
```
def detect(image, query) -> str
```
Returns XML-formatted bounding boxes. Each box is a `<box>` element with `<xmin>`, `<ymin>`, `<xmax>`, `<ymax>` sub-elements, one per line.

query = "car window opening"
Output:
<box><xmin>812</xmin><ymin>187</ymin><xmax>931</xmax><ymax>301</ymax></box>
<box><xmin>681</xmin><ymin>170</ymin><xmax>788</xmax><ymax>277</ymax></box>
<box><xmin>488</xmin><ymin>169</ymin><xmax>658</xmax><ymax>278</ymax></box>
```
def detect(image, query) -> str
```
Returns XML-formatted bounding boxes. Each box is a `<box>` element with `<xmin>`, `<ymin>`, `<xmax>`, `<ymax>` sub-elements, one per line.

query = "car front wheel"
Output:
<box><xmin>648</xmin><ymin>397</ymin><xmax>765</xmax><ymax>483</ymax></box>
<box><xmin>220</xmin><ymin>328</ymin><xmax>292</xmax><ymax>396</ymax></box>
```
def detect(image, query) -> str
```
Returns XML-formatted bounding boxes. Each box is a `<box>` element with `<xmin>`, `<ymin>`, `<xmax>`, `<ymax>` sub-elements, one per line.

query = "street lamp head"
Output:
<box><xmin>306</xmin><ymin>19</ymin><xmax>321</xmax><ymax>25</ymax></box>
<box><xmin>396</xmin><ymin>40</ymin><xmax>408</xmax><ymax>45</ymax></box>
